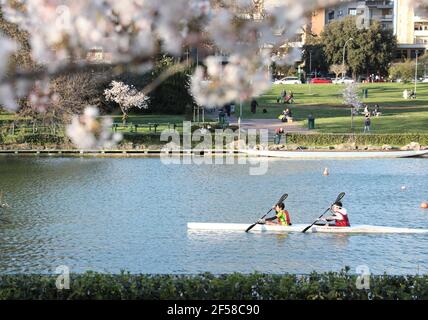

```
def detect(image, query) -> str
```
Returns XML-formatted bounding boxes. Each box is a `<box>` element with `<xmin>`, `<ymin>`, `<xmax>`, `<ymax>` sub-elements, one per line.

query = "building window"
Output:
<box><xmin>328</xmin><ymin>11</ymin><xmax>335</xmax><ymax>20</ymax></box>
<box><xmin>348</xmin><ymin>8</ymin><xmax>357</xmax><ymax>16</ymax></box>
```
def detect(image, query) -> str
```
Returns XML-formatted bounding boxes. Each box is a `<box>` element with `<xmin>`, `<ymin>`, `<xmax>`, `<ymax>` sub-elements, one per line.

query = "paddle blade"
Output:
<box><xmin>275</xmin><ymin>193</ymin><xmax>288</xmax><ymax>207</ymax></box>
<box><xmin>336</xmin><ymin>192</ymin><xmax>345</xmax><ymax>203</ymax></box>
<box><xmin>245</xmin><ymin>223</ymin><xmax>257</xmax><ymax>233</ymax></box>
<box><xmin>301</xmin><ymin>224</ymin><xmax>312</xmax><ymax>233</ymax></box>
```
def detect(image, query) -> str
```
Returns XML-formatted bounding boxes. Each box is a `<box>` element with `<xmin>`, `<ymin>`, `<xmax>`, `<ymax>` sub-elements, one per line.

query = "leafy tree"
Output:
<box><xmin>302</xmin><ymin>35</ymin><xmax>328</xmax><ymax>76</ymax></box>
<box><xmin>418</xmin><ymin>53</ymin><xmax>428</xmax><ymax>77</ymax></box>
<box><xmin>389</xmin><ymin>60</ymin><xmax>424</xmax><ymax>83</ymax></box>
<box><xmin>148</xmin><ymin>55</ymin><xmax>196</xmax><ymax>115</ymax></box>
<box><xmin>271</xmin><ymin>63</ymin><xmax>298</xmax><ymax>78</ymax></box>
<box><xmin>321</xmin><ymin>17</ymin><xmax>397</xmax><ymax>78</ymax></box>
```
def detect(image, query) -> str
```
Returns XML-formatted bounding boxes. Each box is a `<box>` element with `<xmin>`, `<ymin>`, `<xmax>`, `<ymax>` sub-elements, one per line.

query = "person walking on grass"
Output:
<box><xmin>364</xmin><ymin>115</ymin><xmax>371</xmax><ymax>133</ymax></box>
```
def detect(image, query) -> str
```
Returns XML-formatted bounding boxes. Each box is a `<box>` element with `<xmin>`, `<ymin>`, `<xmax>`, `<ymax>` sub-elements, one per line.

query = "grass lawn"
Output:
<box><xmin>110</xmin><ymin>114</ymin><xmax>186</xmax><ymax>124</ymax></box>
<box><xmin>0</xmin><ymin>112</ymin><xmax>18</xmax><ymax>121</ymax></box>
<box><xmin>109</xmin><ymin>114</ymin><xmax>186</xmax><ymax>133</ymax></box>
<box><xmin>241</xmin><ymin>83</ymin><xmax>428</xmax><ymax>133</ymax></box>
<box><xmin>108</xmin><ymin>114</ymin><xmax>220</xmax><ymax>134</ymax></box>
<box><xmin>0</xmin><ymin>112</ymin><xmax>189</xmax><ymax>136</ymax></box>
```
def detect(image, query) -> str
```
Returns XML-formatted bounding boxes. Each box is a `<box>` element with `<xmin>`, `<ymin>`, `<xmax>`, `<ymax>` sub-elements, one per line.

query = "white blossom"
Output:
<box><xmin>66</xmin><ymin>106</ymin><xmax>122</xmax><ymax>149</ymax></box>
<box><xmin>104</xmin><ymin>80</ymin><xmax>149</xmax><ymax>113</ymax></box>
<box><xmin>0</xmin><ymin>34</ymin><xmax>17</xmax><ymax>77</ymax></box>
<box><xmin>28</xmin><ymin>80</ymin><xmax>59</xmax><ymax>113</ymax></box>
<box><xmin>0</xmin><ymin>84</ymin><xmax>19</xmax><ymax>112</ymax></box>
<box><xmin>343</xmin><ymin>82</ymin><xmax>362</xmax><ymax>110</ymax></box>
<box><xmin>190</xmin><ymin>54</ymin><xmax>271</xmax><ymax>107</ymax></box>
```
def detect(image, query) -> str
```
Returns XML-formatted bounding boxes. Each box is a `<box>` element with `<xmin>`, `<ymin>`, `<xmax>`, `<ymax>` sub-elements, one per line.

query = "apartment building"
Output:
<box><xmin>309</xmin><ymin>0</ymin><xmax>428</xmax><ymax>59</ymax></box>
<box><xmin>395</xmin><ymin>3</ymin><xmax>428</xmax><ymax>59</ymax></box>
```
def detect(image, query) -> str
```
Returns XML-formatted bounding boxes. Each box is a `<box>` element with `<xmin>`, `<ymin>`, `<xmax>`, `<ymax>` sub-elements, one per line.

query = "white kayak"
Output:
<box><xmin>239</xmin><ymin>149</ymin><xmax>428</xmax><ymax>159</ymax></box>
<box><xmin>187</xmin><ymin>222</ymin><xmax>428</xmax><ymax>234</ymax></box>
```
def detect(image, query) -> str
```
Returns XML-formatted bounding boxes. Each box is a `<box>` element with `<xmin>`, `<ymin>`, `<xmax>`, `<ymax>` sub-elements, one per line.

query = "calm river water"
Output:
<box><xmin>0</xmin><ymin>156</ymin><xmax>427</xmax><ymax>275</ymax></box>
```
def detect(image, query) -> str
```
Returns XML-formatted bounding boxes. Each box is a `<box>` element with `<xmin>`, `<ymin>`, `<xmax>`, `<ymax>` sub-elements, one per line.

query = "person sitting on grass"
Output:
<box><xmin>258</xmin><ymin>203</ymin><xmax>292</xmax><ymax>226</ymax></box>
<box><xmin>284</xmin><ymin>91</ymin><xmax>294</xmax><ymax>104</ymax></box>
<box><xmin>363</xmin><ymin>104</ymin><xmax>370</xmax><ymax>116</ymax></box>
<box><xmin>279</xmin><ymin>108</ymin><xmax>292</xmax><ymax>122</ymax></box>
<box><xmin>373</xmin><ymin>104</ymin><xmax>381</xmax><ymax>117</ymax></box>
<box><xmin>277</xmin><ymin>89</ymin><xmax>287</xmax><ymax>103</ymax></box>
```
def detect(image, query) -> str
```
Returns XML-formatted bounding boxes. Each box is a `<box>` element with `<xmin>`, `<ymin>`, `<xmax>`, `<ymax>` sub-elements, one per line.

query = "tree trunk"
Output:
<box><xmin>120</xmin><ymin>105</ymin><xmax>128</xmax><ymax>125</ymax></box>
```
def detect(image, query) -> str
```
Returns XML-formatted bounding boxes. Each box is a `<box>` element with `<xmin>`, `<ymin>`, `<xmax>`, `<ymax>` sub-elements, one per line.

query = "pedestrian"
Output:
<box><xmin>364</xmin><ymin>115</ymin><xmax>371</xmax><ymax>133</ymax></box>
<box><xmin>250</xmin><ymin>98</ymin><xmax>258</xmax><ymax>114</ymax></box>
<box><xmin>225</xmin><ymin>103</ymin><xmax>231</xmax><ymax>117</ymax></box>
<box><xmin>274</xmin><ymin>127</ymin><xmax>284</xmax><ymax>144</ymax></box>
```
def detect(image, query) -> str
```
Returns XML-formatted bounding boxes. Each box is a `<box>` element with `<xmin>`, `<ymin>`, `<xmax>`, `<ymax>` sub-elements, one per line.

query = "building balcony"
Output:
<box><xmin>372</xmin><ymin>14</ymin><xmax>393</xmax><ymax>21</ymax></box>
<box><xmin>415</xmin><ymin>37</ymin><xmax>428</xmax><ymax>44</ymax></box>
<box><xmin>414</xmin><ymin>30</ymin><xmax>428</xmax><ymax>37</ymax></box>
<box><xmin>365</xmin><ymin>0</ymin><xmax>394</xmax><ymax>8</ymax></box>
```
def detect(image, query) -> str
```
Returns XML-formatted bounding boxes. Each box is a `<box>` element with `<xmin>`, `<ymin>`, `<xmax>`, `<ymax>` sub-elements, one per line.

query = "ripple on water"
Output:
<box><xmin>0</xmin><ymin>157</ymin><xmax>427</xmax><ymax>274</ymax></box>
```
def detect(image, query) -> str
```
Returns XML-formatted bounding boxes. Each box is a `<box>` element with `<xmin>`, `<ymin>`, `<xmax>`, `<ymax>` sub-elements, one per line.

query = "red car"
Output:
<box><xmin>310</xmin><ymin>77</ymin><xmax>333</xmax><ymax>84</ymax></box>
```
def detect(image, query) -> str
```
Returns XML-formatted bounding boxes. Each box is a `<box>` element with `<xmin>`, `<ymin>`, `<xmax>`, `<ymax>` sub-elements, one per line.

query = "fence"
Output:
<box><xmin>0</xmin><ymin>120</ymin><xmax>187</xmax><ymax>137</ymax></box>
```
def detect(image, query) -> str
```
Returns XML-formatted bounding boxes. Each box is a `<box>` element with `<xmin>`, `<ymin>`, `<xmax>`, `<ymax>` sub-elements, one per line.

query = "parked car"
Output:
<box><xmin>332</xmin><ymin>77</ymin><xmax>355</xmax><ymax>84</ymax></box>
<box><xmin>422</xmin><ymin>77</ymin><xmax>428</xmax><ymax>83</ymax></box>
<box><xmin>273</xmin><ymin>77</ymin><xmax>302</xmax><ymax>85</ymax></box>
<box><xmin>310</xmin><ymin>77</ymin><xmax>332</xmax><ymax>84</ymax></box>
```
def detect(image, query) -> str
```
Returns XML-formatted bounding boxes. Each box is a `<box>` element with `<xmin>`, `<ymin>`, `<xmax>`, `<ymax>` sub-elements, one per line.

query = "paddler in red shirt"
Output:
<box><xmin>316</xmin><ymin>201</ymin><xmax>350</xmax><ymax>227</ymax></box>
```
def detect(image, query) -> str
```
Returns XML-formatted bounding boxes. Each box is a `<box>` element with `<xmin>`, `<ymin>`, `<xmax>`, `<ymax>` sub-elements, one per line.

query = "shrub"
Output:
<box><xmin>15</xmin><ymin>133</ymin><xmax>66</xmax><ymax>145</ymax></box>
<box><xmin>286</xmin><ymin>133</ymin><xmax>428</xmax><ymax>147</ymax></box>
<box><xmin>0</xmin><ymin>271</ymin><xmax>428</xmax><ymax>300</ymax></box>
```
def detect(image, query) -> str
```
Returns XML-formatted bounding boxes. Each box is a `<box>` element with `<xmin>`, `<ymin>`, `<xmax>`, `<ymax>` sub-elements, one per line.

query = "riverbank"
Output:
<box><xmin>1</xmin><ymin>133</ymin><xmax>428</xmax><ymax>152</ymax></box>
<box><xmin>0</xmin><ymin>148</ymin><xmax>427</xmax><ymax>159</ymax></box>
<box><xmin>1</xmin><ymin>271</ymin><xmax>427</xmax><ymax>299</ymax></box>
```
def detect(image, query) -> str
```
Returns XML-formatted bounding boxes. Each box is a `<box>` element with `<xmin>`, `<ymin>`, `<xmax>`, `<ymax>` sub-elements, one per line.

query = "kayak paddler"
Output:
<box><xmin>315</xmin><ymin>201</ymin><xmax>350</xmax><ymax>227</ymax></box>
<box><xmin>258</xmin><ymin>203</ymin><xmax>292</xmax><ymax>226</ymax></box>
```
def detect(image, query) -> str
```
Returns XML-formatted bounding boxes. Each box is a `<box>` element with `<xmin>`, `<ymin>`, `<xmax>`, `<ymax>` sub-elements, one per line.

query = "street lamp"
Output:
<box><xmin>415</xmin><ymin>50</ymin><xmax>419</xmax><ymax>95</ymax></box>
<box><xmin>342</xmin><ymin>38</ymin><xmax>353</xmax><ymax>79</ymax></box>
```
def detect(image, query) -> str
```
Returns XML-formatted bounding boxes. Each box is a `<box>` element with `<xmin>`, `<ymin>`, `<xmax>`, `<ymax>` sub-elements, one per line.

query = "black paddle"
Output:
<box><xmin>302</xmin><ymin>192</ymin><xmax>345</xmax><ymax>233</ymax></box>
<box><xmin>245</xmin><ymin>193</ymin><xmax>288</xmax><ymax>233</ymax></box>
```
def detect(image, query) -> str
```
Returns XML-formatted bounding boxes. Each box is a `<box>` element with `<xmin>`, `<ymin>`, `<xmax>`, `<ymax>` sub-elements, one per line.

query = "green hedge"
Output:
<box><xmin>286</xmin><ymin>133</ymin><xmax>428</xmax><ymax>146</ymax></box>
<box><xmin>1</xmin><ymin>270</ymin><xmax>428</xmax><ymax>300</ymax></box>
<box><xmin>15</xmin><ymin>133</ymin><xmax>66</xmax><ymax>145</ymax></box>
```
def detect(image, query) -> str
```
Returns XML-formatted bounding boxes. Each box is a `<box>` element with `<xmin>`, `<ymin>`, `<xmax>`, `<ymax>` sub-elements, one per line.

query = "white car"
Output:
<box><xmin>422</xmin><ymin>77</ymin><xmax>428</xmax><ymax>83</ymax></box>
<box><xmin>273</xmin><ymin>77</ymin><xmax>302</xmax><ymax>85</ymax></box>
<box><xmin>332</xmin><ymin>77</ymin><xmax>355</xmax><ymax>84</ymax></box>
